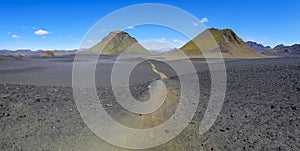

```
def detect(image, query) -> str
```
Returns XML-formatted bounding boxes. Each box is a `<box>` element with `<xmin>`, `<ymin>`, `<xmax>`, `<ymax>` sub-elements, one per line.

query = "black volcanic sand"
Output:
<box><xmin>0</xmin><ymin>56</ymin><xmax>300</xmax><ymax>150</ymax></box>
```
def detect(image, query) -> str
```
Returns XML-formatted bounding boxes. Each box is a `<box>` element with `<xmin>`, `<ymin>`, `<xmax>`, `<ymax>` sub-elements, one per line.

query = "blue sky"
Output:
<box><xmin>1</xmin><ymin>0</ymin><xmax>299</xmax><ymax>50</ymax></box>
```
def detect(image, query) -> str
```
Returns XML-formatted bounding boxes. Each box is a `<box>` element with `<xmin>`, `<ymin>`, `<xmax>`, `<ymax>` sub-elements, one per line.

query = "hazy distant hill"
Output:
<box><xmin>273</xmin><ymin>44</ymin><xmax>300</xmax><ymax>53</ymax></box>
<box><xmin>149</xmin><ymin>48</ymin><xmax>177</xmax><ymax>55</ymax></box>
<box><xmin>41</xmin><ymin>51</ymin><xmax>55</xmax><ymax>57</ymax></box>
<box><xmin>246</xmin><ymin>41</ymin><xmax>271</xmax><ymax>52</ymax></box>
<box><xmin>0</xmin><ymin>49</ymin><xmax>42</xmax><ymax>56</ymax></box>
<box><xmin>179</xmin><ymin>28</ymin><xmax>264</xmax><ymax>58</ymax></box>
<box><xmin>264</xmin><ymin>44</ymin><xmax>300</xmax><ymax>56</ymax></box>
<box><xmin>88</xmin><ymin>31</ymin><xmax>151</xmax><ymax>55</ymax></box>
<box><xmin>0</xmin><ymin>49</ymin><xmax>76</xmax><ymax>57</ymax></box>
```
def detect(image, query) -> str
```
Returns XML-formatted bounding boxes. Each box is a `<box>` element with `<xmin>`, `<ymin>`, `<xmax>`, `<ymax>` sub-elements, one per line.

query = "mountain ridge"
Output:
<box><xmin>263</xmin><ymin>44</ymin><xmax>300</xmax><ymax>55</ymax></box>
<box><xmin>178</xmin><ymin>28</ymin><xmax>264</xmax><ymax>58</ymax></box>
<box><xmin>273</xmin><ymin>44</ymin><xmax>300</xmax><ymax>52</ymax></box>
<box><xmin>246</xmin><ymin>41</ymin><xmax>271</xmax><ymax>52</ymax></box>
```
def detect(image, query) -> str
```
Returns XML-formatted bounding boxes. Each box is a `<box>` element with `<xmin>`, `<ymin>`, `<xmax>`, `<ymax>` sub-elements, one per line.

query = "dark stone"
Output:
<box><xmin>271</xmin><ymin>105</ymin><xmax>275</xmax><ymax>109</ymax></box>
<box><xmin>189</xmin><ymin>121</ymin><xmax>196</xmax><ymax>124</ymax></box>
<box><xmin>2</xmin><ymin>112</ymin><xmax>10</xmax><ymax>117</ymax></box>
<box><xmin>35</xmin><ymin>98</ymin><xmax>41</xmax><ymax>102</ymax></box>
<box><xmin>291</xmin><ymin>106</ymin><xmax>296</xmax><ymax>110</ymax></box>
<box><xmin>18</xmin><ymin>115</ymin><xmax>26</xmax><ymax>118</ymax></box>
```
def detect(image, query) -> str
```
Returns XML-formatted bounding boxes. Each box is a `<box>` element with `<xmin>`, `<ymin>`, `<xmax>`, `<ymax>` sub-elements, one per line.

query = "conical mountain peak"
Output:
<box><xmin>179</xmin><ymin>28</ymin><xmax>264</xmax><ymax>58</ymax></box>
<box><xmin>88</xmin><ymin>31</ymin><xmax>151</xmax><ymax>55</ymax></box>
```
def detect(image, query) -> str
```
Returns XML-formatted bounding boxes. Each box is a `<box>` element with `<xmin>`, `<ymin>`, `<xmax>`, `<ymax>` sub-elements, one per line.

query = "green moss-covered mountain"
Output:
<box><xmin>88</xmin><ymin>31</ymin><xmax>151</xmax><ymax>55</ymax></box>
<box><xmin>180</xmin><ymin>28</ymin><xmax>264</xmax><ymax>58</ymax></box>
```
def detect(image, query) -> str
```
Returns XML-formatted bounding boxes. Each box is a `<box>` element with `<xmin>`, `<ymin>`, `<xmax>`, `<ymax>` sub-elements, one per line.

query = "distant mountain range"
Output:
<box><xmin>246</xmin><ymin>41</ymin><xmax>271</xmax><ymax>52</ymax></box>
<box><xmin>0</xmin><ymin>49</ymin><xmax>77</xmax><ymax>57</ymax></box>
<box><xmin>85</xmin><ymin>28</ymin><xmax>264</xmax><ymax>58</ymax></box>
<box><xmin>273</xmin><ymin>44</ymin><xmax>300</xmax><ymax>53</ymax></box>
<box><xmin>0</xmin><ymin>49</ymin><xmax>41</xmax><ymax>56</ymax></box>
<box><xmin>246</xmin><ymin>41</ymin><xmax>300</xmax><ymax>55</ymax></box>
<box><xmin>1</xmin><ymin>28</ymin><xmax>299</xmax><ymax>58</ymax></box>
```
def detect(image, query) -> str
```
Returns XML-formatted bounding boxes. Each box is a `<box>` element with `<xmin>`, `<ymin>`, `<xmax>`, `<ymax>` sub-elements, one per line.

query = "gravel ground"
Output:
<box><xmin>0</xmin><ymin>57</ymin><xmax>300</xmax><ymax>151</ymax></box>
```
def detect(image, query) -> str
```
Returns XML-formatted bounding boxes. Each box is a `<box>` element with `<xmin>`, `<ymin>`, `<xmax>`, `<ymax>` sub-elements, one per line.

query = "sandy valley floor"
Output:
<box><xmin>0</xmin><ymin>56</ymin><xmax>300</xmax><ymax>150</ymax></box>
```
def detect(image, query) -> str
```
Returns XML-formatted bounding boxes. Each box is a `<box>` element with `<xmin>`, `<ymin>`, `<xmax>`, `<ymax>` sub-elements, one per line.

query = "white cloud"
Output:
<box><xmin>192</xmin><ymin>18</ymin><xmax>209</xmax><ymax>26</ymax></box>
<box><xmin>247</xmin><ymin>38</ymin><xmax>255</xmax><ymax>42</ymax></box>
<box><xmin>140</xmin><ymin>39</ymin><xmax>175</xmax><ymax>50</ymax></box>
<box><xmin>140</xmin><ymin>38</ymin><xmax>187</xmax><ymax>51</ymax></box>
<box><xmin>12</xmin><ymin>34</ymin><xmax>22</xmax><ymax>39</ymax></box>
<box><xmin>172</xmin><ymin>39</ymin><xmax>186</xmax><ymax>47</ymax></box>
<box><xmin>34</xmin><ymin>29</ymin><xmax>51</xmax><ymax>36</ymax></box>
<box><xmin>192</xmin><ymin>22</ymin><xmax>199</xmax><ymax>26</ymax></box>
<box><xmin>87</xmin><ymin>39</ymin><xmax>97</xmax><ymax>43</ymax></box>
<box><xmin>248</xmin><ymin>37</ymin><xmax>269</xmax><ymax>44</ymax></box>
<box><xmin>126</xmin><ymin>26</ymin><xmax>134</xmax><ymax>30</ymax></box>
<box><xmin>257</xmin><ymin>37</ymin><xmax>269</xmax><ymax>44</ymax></box>
<box><xmin>200</xmin><ymin>17</ymin><xmax>208</xmax><ymax>23</ymax></box>
<box><xmin>247</xmin><ymin>37</ymin><xmax>272</xmax><ymax>46</ymax></box>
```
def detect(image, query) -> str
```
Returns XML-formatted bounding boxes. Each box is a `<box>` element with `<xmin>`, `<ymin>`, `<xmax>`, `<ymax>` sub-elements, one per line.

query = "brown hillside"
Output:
<box><xmin>41</xmin><ymin>51</ymin><xmax>55</xmax><ymax>57</ymax></box>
